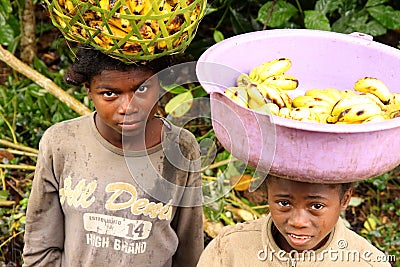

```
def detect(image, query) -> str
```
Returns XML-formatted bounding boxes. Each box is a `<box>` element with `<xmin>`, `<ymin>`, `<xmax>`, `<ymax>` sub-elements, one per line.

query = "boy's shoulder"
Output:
<box><xmin>39</xmin><ymin>113</ymin><xmax>93</xmax><ymax>145</ymax></box>
<box><xmin>214</xmin><ymin>216</ymin><xmax>267</xmax><ymax>242</ymax></box>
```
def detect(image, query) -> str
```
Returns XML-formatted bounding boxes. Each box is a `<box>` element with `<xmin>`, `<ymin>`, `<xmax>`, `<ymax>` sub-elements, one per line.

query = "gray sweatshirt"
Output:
<box><xmin>23</xmin><ymin>113</ymin><xmax>204</xmax><ymax>267</ymax></box>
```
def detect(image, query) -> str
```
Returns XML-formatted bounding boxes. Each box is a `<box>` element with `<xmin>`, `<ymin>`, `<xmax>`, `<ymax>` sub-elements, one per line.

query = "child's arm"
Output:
<box><xmin>22</xmin><ymin>133</ymin><xmax>64</xmax><ymax>267</ymax></box>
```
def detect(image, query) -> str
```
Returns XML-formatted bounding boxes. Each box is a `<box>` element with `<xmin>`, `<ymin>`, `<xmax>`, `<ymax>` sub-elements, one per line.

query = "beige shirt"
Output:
<box><xmin>23</xmin><ymin>113</ymin><xmax>203</xmax><ymax>267</ymax></box>
<box><xmin>198</xmin><ymin>214</ymin><xmax>391</xmax><ymax>267</ymax></box>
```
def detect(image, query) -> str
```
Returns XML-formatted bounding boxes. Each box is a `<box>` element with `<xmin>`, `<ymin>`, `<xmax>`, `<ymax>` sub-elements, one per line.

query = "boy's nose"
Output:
<box><xmin>288</xmin><ymin>209</ymin><xmax>311</xmax><ymax>228</ymax></box>
<box><xmin>118</xmin><ymin>94</ymin><xmax>138</xmax><ymax>114</ymax></box>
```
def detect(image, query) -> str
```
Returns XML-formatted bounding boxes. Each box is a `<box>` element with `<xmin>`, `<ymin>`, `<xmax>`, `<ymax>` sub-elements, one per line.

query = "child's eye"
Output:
<box><xmin>311</xmin><ymin>203</ymin><xmax>324</xmax><ymax>210</ymax></box>
<box><xmin>103</xmin><ymin>91</ymin><xmax>116</xmax><ymax>98</ymax></box>
<box><xmin>277</xmin><ymin>200</ymin><xmax>290</xmax><ymax>207</ymax></box>
<box><xmin>136</xmin><ymin>85</ymin><xmax>148</xmax><ymax>93</ymax></box>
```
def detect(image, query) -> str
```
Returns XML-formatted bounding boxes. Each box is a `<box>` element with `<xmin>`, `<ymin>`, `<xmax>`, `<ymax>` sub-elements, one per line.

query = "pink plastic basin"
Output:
<box><xmin>196</xmin><ymin>29</ymin><xmax>400</xmax><ymax>183</ymax></box>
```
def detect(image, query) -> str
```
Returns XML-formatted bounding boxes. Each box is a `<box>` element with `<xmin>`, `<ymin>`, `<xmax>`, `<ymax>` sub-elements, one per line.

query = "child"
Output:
<box><xmin>197</xmin><ymin>175</ymin><xmax>391</xmax><ymax>266</ymax></box>
<box><xmin>22</xmin><ymin>47</ymin><xmax>204</xmax><ymax>266</ymax></box>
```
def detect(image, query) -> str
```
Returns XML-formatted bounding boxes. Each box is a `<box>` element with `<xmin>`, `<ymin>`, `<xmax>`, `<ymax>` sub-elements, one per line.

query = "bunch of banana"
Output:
<box><xmin>55</xmin><ymin>0</ymin><xmax>201</xmax><ymax>56</ymax></box>
<box><xmin>224</xmin><ymin>58</ymin><xmax>400</xmax><ymax>125</ymax></box>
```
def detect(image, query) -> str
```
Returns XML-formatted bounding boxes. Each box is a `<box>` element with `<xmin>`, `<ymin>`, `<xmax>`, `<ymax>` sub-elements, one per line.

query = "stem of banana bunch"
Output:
<box><xmin>0</xmin><ymin>45</ymin><xmax>91</xmax><ymax>116</ymax></box>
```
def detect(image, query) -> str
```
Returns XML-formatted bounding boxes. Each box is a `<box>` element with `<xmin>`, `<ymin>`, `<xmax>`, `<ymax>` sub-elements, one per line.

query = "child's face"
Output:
<box><xmin>267</xmin><ymin>177</ymin><xmax>351</xmax><ymax>252</ymax></box>
<box><xmin>87</xmin><ymin>67</ymin><xmax>160</xmax><ymax>143</ymax></box>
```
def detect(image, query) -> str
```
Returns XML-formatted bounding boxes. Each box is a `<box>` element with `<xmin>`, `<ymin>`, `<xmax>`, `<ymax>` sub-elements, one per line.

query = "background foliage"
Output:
<box><xmin>0</xmin><ymin>0</ymin><xmax>399</xmax><ymax>266</ymax></box>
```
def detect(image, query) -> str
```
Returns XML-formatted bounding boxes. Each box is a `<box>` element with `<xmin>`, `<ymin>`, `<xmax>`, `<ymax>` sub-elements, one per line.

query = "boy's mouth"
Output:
<box><xmin>288</xmin><ymin>233</ymin><xmax>313</xmax><ymax>246</ymax></box>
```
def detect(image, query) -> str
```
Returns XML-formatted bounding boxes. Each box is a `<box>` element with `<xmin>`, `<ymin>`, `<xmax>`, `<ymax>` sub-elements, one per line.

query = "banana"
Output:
<box><xmin>224</xmin><ymin>87</ymin><xmax>249</xmax><ymax>108</ymax></box>
<box><xmin>362</xmin><ymin>114</ymin><xmax>387</xmax><ymax>123</ymax></box>
<box><xmin>305</xmin><ymin>88</ymin><xmax>341</xmax><ymax>105</ymax></box>
<box><xmin>262</xmin><ymin>74</ymin><xmax>298</xmax><ymax>90</ymax></box>
<box><xmin>266</xmin><ymin>103</ymin><xmax>280</xmax><ymax>116</ymax></box>
<box><xmin>354</xmin><ymin>77</ymin><xmax>392</xmax><ymax>103</ymax></box>
<box><xmin>329</xmin><ymin>94</ymin><xmax>383</xmax><ymax>119</ymax></box>
<box><xmin>290</xmin><ymin>107</ymin><xmax>320</xmax><ymax>122</ymax></box>
<box><xmin>336</xmin><ymin>103</ymin><xmax>383</xmax><ymax>123</ymax></box>
<box><xmin>358</xmin><ymin>92</ymin><xmax>386</xmax><ymax>109</ymax></box>
<box><xmin>278</xmin><ymin>107</ymin><xmax>291</xmax><ymax>118</ymax></box>
<box><xmin>248</xmin><ymin>99</ymin><xmax>277</xmax><ymax>115</ymax></box>
<box><xmin>237</xmin><ymin>73</ymin><xmax>252</xmax><ymax>88</ymax></box>
<box><xmin>277</xmin><ymin>88</ymin><xmax>292</xmax><ymax>109</ymax></box>
<box><xmin>257</xmin><ymin>83</ymin><xmax>286</xmax><ymax>108</ymax></box>
<box><xmin>340</xmin><ymin>89</ymin><xmax>357</xmax><ymax>98</ymax></box>
<box><xmin>247</xmin><ymin>84</ymin><xmax>268</xmax><ymax>106</ymax></box>
<box><xmin>249</xmin><ymin>58</ymin><xmax>291</xmax><ymax>84</ymax></box>
<box><xmin>292</xmin><ymin>95</ymin><xmax>332</xmax><ymax>109</ymax></box>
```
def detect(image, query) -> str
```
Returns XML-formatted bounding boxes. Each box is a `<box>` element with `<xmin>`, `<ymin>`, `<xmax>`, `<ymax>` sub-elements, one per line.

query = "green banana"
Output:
<box><xmin>354</xmin><ymin>77</ymin><xmax>392</xmax><ymax>103</ymax></box>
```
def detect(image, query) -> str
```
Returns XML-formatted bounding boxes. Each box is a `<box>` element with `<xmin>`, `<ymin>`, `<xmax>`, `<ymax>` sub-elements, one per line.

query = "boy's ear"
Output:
<box><xmin>84</xmin><ymin>82</ymin><xmax>92</xmax><ymax>100</ymax></box>
<box><xmin>341</xmin><ymin>188</ymin><xmax>353</xmax><ymax>210</ymax></box>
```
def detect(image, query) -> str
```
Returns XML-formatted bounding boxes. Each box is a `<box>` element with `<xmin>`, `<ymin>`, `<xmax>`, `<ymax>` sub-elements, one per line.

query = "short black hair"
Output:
<box><xmin>64</xmin><ymin>46</ymin><xmax>174</xmax><ymax>86</ymax></box>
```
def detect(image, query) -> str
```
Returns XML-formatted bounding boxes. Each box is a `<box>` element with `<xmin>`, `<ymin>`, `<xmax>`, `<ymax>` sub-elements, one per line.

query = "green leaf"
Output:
<box><xmin>162</xmin><ymin>83</ymin><xmax>188</xmax><ymax>94</ymax></box>
<box><xmin>164</xmin><ymin>91</ymin><xmax>193</xmax><ymax>117</ymax></box>
<box><xmin>213</xmin><ymin>30</ymin><xmax>224</xmax><ymax>43</ymax></box>
<box><xmin>348</xmin><ymin>197</ymin><xmax>364</xmax><ymax>207</ymax></box>
<box><xmin>0</xmin><ymin>24</ymin><xmax>14</xmax><ymax>46</ymax></box>
<box><xmin>357</xmin><ymin>20</ymin><xmax>387</xmax><ymax>36</ymax></box>
<box><xmin>257</xmin><ymin>0</ymin><xmax>298</xmax><ymax>28</ymax></box>
<box><xmin>304</xmin><ymin>10</ymin><xmax>331</xmax><ymax>31</ymax></box>
<box><xmin>315</xmin><ymin>0</ymin><xmax>341</xmax><ymax>15</ymax></box>
<box><xmin>229</xmin><ymin>9</ymin><xmax>253</xmax><ymax>34</ymax></box>
<box><xmin>366</xmin><ymin>0</ymin><xmax>388</xmax><ymax>7</ymax></box>
<box><xmin>367</xmin><ymin>5</ymin><xmax>400</xmax><ymax>30</ymax></box>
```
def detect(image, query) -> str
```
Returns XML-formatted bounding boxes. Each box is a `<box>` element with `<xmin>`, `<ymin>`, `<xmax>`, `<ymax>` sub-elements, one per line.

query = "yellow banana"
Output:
<box><xmin>266</xmin><ymin>103</ymin><xmax>280</xmax><ymax>116</ymax></box>
<box><xmin>358</xmin><ymin>93</ymin><xmax>386</xmax><ymax>109</ymax></box>
<box><xmin>277</xmin><ymin>88</ymin><xmax>292</xmax><ymax>109</ymax></box>
<box><xmin>278</xmin><ymin>107</ymin><xmax>291</xmax><ymax>118</ymax></box>
<box><xmin>330</xmin><ymin>94</ymin><xmax>383</xmax><ymax>118</ymax></box>
<box><xmin>336</xmin><ymin>103</ymin><xmax>383</xmax><ymax>123</ymax></box>
<box><xmin>249</xmin><ymin>58</ymin><xmax>291</xmax><ymax>84</ymax></box>
<box><xmin>224</xmin><ymin>87</ymin><xmax>249</xmax><ymax>108</ymax></box>
<box><xmin>354</xmin><ymin>77</ymin><xmax>392</xmax><ymax>103</ymax></box>
<box><xmin>64</xmin><ymin>0</ymin><xmax>75</xmax><ymax>14</ymax></box>
<box><xmin>362</xmin><ymin>114</ymin><xmax>388</xmax><ymax>123</ymax></box>
<box><xmin>262</xmin><ymin>74</ymin><xmax>299</xmax><ymax>90</ymax></box>
<box><xmin>292</xmin><ymin>95</ymin><xmax>332</xmax><ymax>109</ymax></box>
<box><xmin>340</xmin><ymin>89</ymin><xmax>357</xmax><ymax>98</ymax></box>
<box><xmin>290</xmin><ymin>107</ymin><xmax>320</xmax><ymax>122</ymax></box>
<box><xmin>257</xmin><ymin>83</ymin><xmax>286</xmax><ymax>108</ymax></box>
<box><xmin>305</xmin><ymin>88</ymin><xmax>341</xmax><ymax>105</ymax></box>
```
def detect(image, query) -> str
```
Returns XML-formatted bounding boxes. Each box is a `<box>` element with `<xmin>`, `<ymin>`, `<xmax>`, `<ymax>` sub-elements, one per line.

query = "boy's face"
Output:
<box><xmin>267</xmin><ymin>177</ymin><xmax>351</xmax><ymax>252</ymax></box>
<box><xmin>87</xmin><ymin>68</ymin><xmax>160</xmax><ymax>144</ymax></box>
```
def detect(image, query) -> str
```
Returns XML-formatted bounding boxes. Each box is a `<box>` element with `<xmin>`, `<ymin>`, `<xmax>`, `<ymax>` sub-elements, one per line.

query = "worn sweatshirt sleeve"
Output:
<box><xmin>22</xmin><ymin>129</ymin><xmax>64</xmax><ymax>267</ymax></box>
<box><xmin>197</xmin><ymin>235</ymin><xmax>223</xmax><ymax>267</ymax></box>
<box><xmin>171</xmin><ymin>129</ymin><xmax>204</xmax><ymax>267</ymax></box>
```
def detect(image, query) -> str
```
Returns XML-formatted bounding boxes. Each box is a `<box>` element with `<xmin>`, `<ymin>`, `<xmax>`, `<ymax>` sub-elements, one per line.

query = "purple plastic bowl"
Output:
<box><xmin>196</xmin><ymin>29</ymin><xmax>400</xmax><ymax>183</ymax></box>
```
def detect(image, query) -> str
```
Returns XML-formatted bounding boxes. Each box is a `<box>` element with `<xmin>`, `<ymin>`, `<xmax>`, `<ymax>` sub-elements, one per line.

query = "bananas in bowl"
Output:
<box><xmin>46</xmin><ymin>0</ymin><xmax>206</xmax><ymax>62</ymax></box>
<box><xmin>224</xmin><ymin>58</ymin><xmax>400</xmax><ymax>124</ymax></box>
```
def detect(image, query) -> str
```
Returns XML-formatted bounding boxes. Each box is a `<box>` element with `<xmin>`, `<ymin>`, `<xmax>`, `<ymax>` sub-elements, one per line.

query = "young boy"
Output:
<box><xmin>197</xmin><ymin>175</ymin><xmax>391</xmax><ymax>266</ymax></box>
<box><xmin>22</xmin><ymin>47</ymin><xmax>204</xmax><ymax>266</ymax></box>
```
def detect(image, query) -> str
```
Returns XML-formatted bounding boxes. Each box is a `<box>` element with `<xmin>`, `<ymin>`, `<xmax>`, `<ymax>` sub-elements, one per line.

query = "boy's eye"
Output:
<box><xmin>311</xmin><ymin>203</ymin><xmax>324</xmax><ymax>210</ymax></box>
<box><xmin>136</xmin><ymin>85</ymin><xmax>148</xmax><ymax>93</ymax></box>
<box><xmin>277</xmin><ymin>200</ymin><xmax>290</xmax><ymax>207</ymax></box>
<box><xmin>103</xmin><ymin>91</ymin><xmax>116</xmax><ymax>98</ymax></box>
